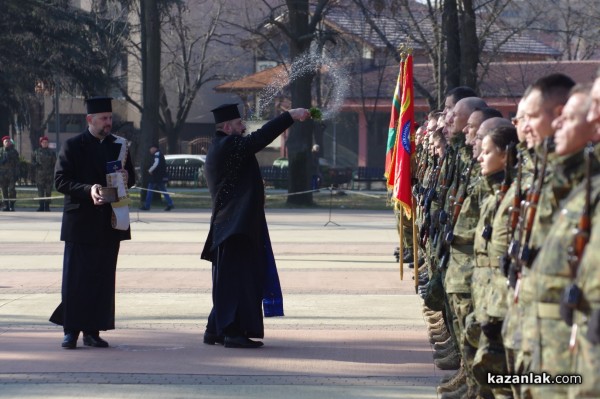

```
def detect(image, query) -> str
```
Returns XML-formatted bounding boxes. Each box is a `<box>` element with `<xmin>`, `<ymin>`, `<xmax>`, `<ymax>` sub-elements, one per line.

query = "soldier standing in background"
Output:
<box><xmin>0</xmin><ymin>135</ymin><xmax>19</xmax><ymax>211</ymax></box>
<box><xmin>569</xmin><ymin>69</ymin><xmax>600</xmax><ymax>399</ymax></box>
<box><xmin>32</xmin><ymin>136</ymin><xmax>57</xmax><ymax>211</ymax></box>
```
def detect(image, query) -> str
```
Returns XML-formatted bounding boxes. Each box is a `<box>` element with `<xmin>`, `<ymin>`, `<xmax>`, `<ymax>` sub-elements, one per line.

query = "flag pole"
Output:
<box><xmin>398</xmin><ymin>205</ymin><xmax>404</xmax><ymax>281</ymax></box>
<box><xmin>412</xmin><ymin>196</ymin><xmax>419</xmax><ymax>292</ymax></box>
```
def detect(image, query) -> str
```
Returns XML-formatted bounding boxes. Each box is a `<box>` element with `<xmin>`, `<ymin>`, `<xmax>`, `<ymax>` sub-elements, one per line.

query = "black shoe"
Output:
<box><xmin>82</xmin><ymin>333</ymin><xmax>109</xmax><ymax>348</ymax></box>
<box><xmin>408</xmin><ymin>257</ymin><xmax>425</xmax><ymax>269</ymax></box>
<box><xmin>62</xmin><ymin>332</ymin><xmax>79</xmax><ymax>349</ymax></box>
<box><xmin>224</xmin><ymin>335</ymin><xmax>263</xmax><ymax>348</ymax></box>
<box><xmin>164</xmin><ymin>205</ymin><xmax>174</xmax><ymax>211</ymax></box>
<box><xmin>139</xmin><ymin>206</ymin><xmax>150</xmax><ymax>211</ymax></box>
<box><xmin>203</xmin><ymin>331</ymin><xmax>224</xmax><ymax>345</ymax></box>
<box><xmin>403</xmin><ymin>252</ymin><xmax>414</xmax><ymax>263</ymax></box>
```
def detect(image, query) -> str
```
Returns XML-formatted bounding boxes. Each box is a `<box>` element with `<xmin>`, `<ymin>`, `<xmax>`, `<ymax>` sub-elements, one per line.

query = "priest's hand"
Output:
<box><xmin>288</xmin><ymin>108</ymin><xmax>311</xmax><ymax>122</ymax></box>
<box><xmin>91</xmin><ymin>184</ymin><xmax>104</xmax><ymax>205</ymax></box>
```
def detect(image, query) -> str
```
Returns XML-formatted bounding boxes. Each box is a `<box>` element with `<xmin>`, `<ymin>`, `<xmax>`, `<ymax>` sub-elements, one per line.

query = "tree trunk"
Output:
<box><xmin>460</xmin><ymin>0</ymin><xmax>479</xmax><ymax>90</ymax></box>
<box><xmin>443</xmin><ymin>0</ymin><xmax>461</xmax><ymax>90</ymax></box>
<box><xmin>285</xmin><ymin>0</ymin><xmax>314</xmax><ymax>206</ymax></box>
<box><xmin>140</xmin><ymin>0</ymin><xmax>161</xmax><ymax>202</ymax></box>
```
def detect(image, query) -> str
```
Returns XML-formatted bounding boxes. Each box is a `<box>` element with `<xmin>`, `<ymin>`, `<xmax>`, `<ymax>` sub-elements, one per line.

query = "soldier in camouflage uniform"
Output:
<box><xmin>506</xmin><ymin>73</ymin><xmax>575</xmax><ymax>398</ymax></box>
<box><xmin>437</xmin><ymin>107</ymin><xmax>500</xmax><ymax>397</ymax></box>
<box><xmin>31</xmin><ymin>136</ymin><xmax>57</xmax><ymax>211</ymax></box>
<box><xmin>568</xmin><ymin>71</ymin><xmax>600</xmax><ymax>399</ymax></box>
<box><xmin>469</xmin><ymin>126</ymin><xmax>518</xmax><ymax>399</ymax></box>
<box><xmin>0</xmin><ymin>135</ymin><xmax>20</xmax><ymax>211</ymax></box>
<box><xmin>528</xmin><ymin>85</ymin><xmax>599</xmax><ymax>399</ymax></box>
<box><xmin>487</xmin><ymin>99</ymin><xmax>532</xmax><ymax>399</ymax></box>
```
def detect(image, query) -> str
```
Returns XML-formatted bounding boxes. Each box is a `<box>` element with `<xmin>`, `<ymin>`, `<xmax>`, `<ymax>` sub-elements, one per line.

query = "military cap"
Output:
<box><xmin>211</xmin><ymin>103</ymin><xmax>240</xmax><ymax>124</ymax></box>
<box><xmin>1</xmin><ymin>135</ymin><xmax>9</xmax><ymax>142</ymax></box>
<box><xmin>39</xmin><ymin>136</ymin><xmax>49</xmax><ymax>143</ymax></box>
<box><xmin>85</xmin><ymin>96</ymin><xmax>113</xmax><ymax>114</ymax></box>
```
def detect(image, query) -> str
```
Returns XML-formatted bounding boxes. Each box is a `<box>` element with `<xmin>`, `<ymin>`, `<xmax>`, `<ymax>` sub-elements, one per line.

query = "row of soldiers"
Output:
<box><xmin>0</xmin><ymin>135</ymin><xmax>56</xmax><ymax>211</ymax></box>
<box><xmin>398</xmin><ymin>70</ymin><xmax>600</xmax><ymax>399</ymax></box>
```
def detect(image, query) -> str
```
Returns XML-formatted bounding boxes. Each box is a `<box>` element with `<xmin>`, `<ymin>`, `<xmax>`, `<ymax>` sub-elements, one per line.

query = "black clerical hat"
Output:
<box><xmin>211</xmin><ymin>103</ymin><xmax>241</xmax><ymax>123</ymax></box>
<box><xmin>86</xmin><ymin>97</ymin><xmax>113</xmax><ymax>114</ymax></box>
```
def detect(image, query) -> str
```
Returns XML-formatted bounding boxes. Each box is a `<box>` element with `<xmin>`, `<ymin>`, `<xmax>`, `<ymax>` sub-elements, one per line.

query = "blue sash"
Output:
<box><xmin>262</xmin><ymin>221</ymin><xmax>284</xmax><ymax>317</ymax></box>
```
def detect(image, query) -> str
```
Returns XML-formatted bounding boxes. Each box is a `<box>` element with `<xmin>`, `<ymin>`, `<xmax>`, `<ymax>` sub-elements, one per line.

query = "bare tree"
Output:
<box><xmin>158</xmin><ymin>0</ymin><xmax>224</xmax><ymax>153</ymax></box>
<box><xmin>352</xmin><ymin>0</ymin><xmax>545</xmax><ymax>108</ymax></box>
<box><xmin>512</xmin><ymin>0</ymin><xmax>600</xmax><ymax>60</ymax></box>
<box><xmin>221</xmin><ymin>0</ymin><xmax>332</xmax><ymax>205</ymax></box>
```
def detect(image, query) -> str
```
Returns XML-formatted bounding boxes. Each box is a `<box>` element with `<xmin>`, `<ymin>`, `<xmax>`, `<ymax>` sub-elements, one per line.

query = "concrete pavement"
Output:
<box><xmin>0</xmin><ymin>207</ymin><xmax>447</xmax><ymax>398</ymax></box>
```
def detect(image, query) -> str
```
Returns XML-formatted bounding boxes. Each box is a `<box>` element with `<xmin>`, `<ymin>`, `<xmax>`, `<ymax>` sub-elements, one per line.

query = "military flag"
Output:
<box><xmin>384</xmin><ymin>58</ymin><xmax>404</xmax><ymax>187</ymax></box>
<box><xmin>391</xmin><ymin>53</ymin><xmax>415</xmax><ymax>217</ymax></box>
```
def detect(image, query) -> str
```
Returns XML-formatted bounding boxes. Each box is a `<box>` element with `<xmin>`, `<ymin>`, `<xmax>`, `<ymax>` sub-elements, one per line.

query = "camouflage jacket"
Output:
<box><xmin>532</xmin><ymin>147</ymin><xmax>600</xmax><ymax>309</ymax></box>
<box><xmin>486</xmin><ymin>143</ymin><xmax>533</xmax><ymax>318</ymax></box>
<box><xmin>32</xmin><ymin>147</ymin><xmax>57</xmax><ymax>180</ymax></box>
<box><xmin>0</xmin><ymin>146</ymin><xmax>19</xmax><ymax>177</ymax></box>
<box><xmin>444</xmin><ymin>162</ymin><xmax>484</xmax><ymax>294</ymax></box>
<box><xmin>473</xmin><ymin>171</ymin><xmax>504</xmax><ymax>268</ymax></box>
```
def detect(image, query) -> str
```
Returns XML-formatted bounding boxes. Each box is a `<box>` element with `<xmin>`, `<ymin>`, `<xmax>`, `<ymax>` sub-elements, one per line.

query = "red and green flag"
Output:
<box><xmin>391</xmin><ymin>54</ymin><xmax>415</xmax><ymax>217</ymax></box>
<box><xmin>384</xmin><ymin>59</ymin><xmax>404</xmax><ymax>187</ymax></box>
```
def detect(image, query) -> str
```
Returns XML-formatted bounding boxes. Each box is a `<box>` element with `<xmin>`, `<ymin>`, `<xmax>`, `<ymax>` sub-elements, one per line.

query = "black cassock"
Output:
<box><xmin>49</xmin><ymin>130</ymin><xmax>135</xmax><ymax>332</ymax></box>
<box><xmin>201</xmin><ymin>112</ymin><xmax>293</xmax><ymax>338</ymax></box>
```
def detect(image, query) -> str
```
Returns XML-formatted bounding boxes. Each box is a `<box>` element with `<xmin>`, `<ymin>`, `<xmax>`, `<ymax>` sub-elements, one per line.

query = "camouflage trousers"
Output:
<box><xmin>448</xmin><ymin>292</ymin><xmax>481</xmax><ymax>395</ymax></box>
<box><xmin>0</xmin><ymin>174</ymin><xmax>16</xmax><ymax>202</ymax></box>
<box><xmin>473</xmin><ymin>331</ymin><xmax>512</xmax><ymax>398</ymax></box>
<box><xmin>570</xmin><ymin>317</ymin><xmax>600</xmax><ymax>398</ymax></box>
<box><xmin>505</xmin><ymin>348</ymin><xmax>522</xmax><ymax>399</ymax></box>
<box><xmin>36</xmin><ymin>175</ymin><xmax>54</xmax><ymax>200</ymax></box>
<box><xmin>529</xmin><ymin>316</ymin><xmax>572</xmax><ymax>399</ymax></box>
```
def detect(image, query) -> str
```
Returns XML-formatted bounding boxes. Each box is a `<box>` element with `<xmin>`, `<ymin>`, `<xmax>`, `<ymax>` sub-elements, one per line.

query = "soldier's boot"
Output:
<box><xmin>44</xmin><ymin>200</ymin><xmax>51</xmax><ymax>211</ymax></box>
<box><xmin>428</xmin><ymin>323</ymin><xmax>448</xmax><ymax>337</ymax></box>
<box><xmin>434</xmin><ymin>343</ymin><xmax>459</xmax><ymax>360</ymax></box>
<box><xmin>437</xmin><ymin>365</ymin><xmax>467</xmax><ymax>393</ymax></box>
<box><xmin>440</xmin><ymin>368</ymin><xmax>460</xmax><ymax>384</ymax></box>
<box><xmin>440</xmin><ymin>384</ymin><xmax>468</xmax><ymax>399</ymax></box>
<box><xmin>427</xmin><ymin>317</ymin><xmax>446</xmax><ymax>331</ymax></box>
<box><xmin>426</xmin><ymin>312</ymin><xmax>443</xmax><ymax>324</ymax></box>
<box><xmin>37</xmin><ymin>200</ymin><xmax>45</xmax><ymax>212</ymax></box>
<box><xmin>429</xmin><ymin>329</ymin><xmax>451</xmax><ymax>344</ymax></box>
<box><xmin>2</xmin><ymin>201</ymin><xmax>9</xmax><ymax>211</ymax></box>
<box><xmin>9</xmin><ymin>201</ymin><xmax>15</xmax><ymax>211</ymax></box>
<box><xmin>434</xmin><ymin>336</ymin><xmax>454</xmax><ymax>352</ymax></box>
<box><xmin>434</xmin><ymin>350</ymin><xmax>461</xmax><ymax>370</ymax></box>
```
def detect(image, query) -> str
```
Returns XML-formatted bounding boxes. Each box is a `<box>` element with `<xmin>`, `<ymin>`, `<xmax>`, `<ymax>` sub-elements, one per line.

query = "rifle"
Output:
<box><xmin>438</xmin><ymin>158</ymin><xmax>476</xmax><ymax>270</ymax></box>
<box><xmin>518</xmin><ymin>137</ymin><xmax>551</xmax><ymax>268</ymax></box>
<box><xmin>432</xmin><ymin>147</ymin><xmax>459</xmax><ymax>249</ymax></box>
<box><xmin>502</xmin><ymin>150</ymin><xmax>524</xmax><ymax>279</ymax></box>
<box><xmin>419</xmin><ymin>152</ymin><xmax>445</xmax><ymax>246</ymax></box>
<box><xmin>560</xmin><ymin>143</ymin><xmax>594</xmax><ymax>326</ymax></box>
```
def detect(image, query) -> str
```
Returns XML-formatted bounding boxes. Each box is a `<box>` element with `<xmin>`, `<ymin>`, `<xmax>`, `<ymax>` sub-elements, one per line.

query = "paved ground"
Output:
<box><xmin>0</xmin><ymin>204</ymin><xmax>448</xmax><ymax>398</ymax></box>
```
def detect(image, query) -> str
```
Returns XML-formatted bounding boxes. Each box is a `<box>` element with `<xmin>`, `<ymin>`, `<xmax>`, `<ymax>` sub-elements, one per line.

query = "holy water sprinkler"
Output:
<box><xmin>309</xmin><ymin>107</ymin><xmax>322</xmax><ymax>121</ymax></box>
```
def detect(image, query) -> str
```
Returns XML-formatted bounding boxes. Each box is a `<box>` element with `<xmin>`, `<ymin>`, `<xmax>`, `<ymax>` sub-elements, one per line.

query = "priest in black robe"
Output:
<box><xmin>50</xmin><ymin>97</ymin><xmax>135</xmax><ymax>349</ymax></box>
<box><xmin>201</xmin><ymin>103</ymin><xmax>310</xmax><ymax>348</ymax></box>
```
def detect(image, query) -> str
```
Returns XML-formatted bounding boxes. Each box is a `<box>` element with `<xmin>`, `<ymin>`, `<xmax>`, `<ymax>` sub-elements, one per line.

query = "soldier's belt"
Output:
<box><xmin>475</xmin><ymin>255</ymin><xmax>491</xmax><ymax>268</ymax></box>
<box><xmin>536</xmin><ymin>302</ymin><xmax>562</xmax><ymax>319</ymax></box>
<box><xmin>450</xmin><ymin>244</ymin><xmax>473</xmax><ymax>254</ymax></box>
